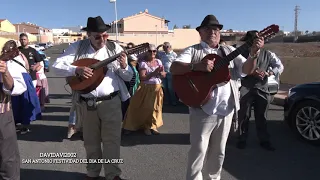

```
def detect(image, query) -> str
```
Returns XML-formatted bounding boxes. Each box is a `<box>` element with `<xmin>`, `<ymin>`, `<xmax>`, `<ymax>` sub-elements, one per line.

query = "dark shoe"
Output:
<box><xmin>122</xmin><ymin>129</ymin><xmax>132</xmax><ymax>135</ymax></box>
<box><xmin>144</xmin><ymin>129</ymin><xmax>152</xmax><ymax>136</ymax></box>
<box><xmin>20</xmin><ymin>127</ymin><xmax>31</xmax><ymax>134</ymax></box>
<box><xmin>151</xmin><ymin>129</ymin><xmax>160</xmax><ymax>135</ymax></box>
<box><xmin>236</xmin><ymin>141</ymin><xmax>246</xmax><ymax>149</ymax></box>
<box><xmin>84</xmin><ymin>175</ymin><xmax>102</xmax><ymax>180</ymax></box>
<box><xmin>113</xmin><ymin>176</ymin><xmax>126</xmax><ymax>180</ymax></box>
<box><xmin>260</xmin><ymin>141</ymin><xmax>275</xmax><ymax>151</ymax></box>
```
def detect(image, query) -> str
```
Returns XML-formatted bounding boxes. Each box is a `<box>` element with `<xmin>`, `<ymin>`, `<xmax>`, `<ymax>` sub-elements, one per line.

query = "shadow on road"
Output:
<box><xmin>121</xmin><ymin>132</ymin><xmax>189</xmax><ymax>146</ymax></box>
<box><xmin>224</xmin><ymin>120</ymin><xmax>320</xmax><ymax>180</ymax></box>
<box><xmin>162</xmin><ymin>104</ymin><xmax>189</xmax><ymax>114</ymax></box>
<box><xmin>17</xmin><ymin>124</ymin><xmax>67</xmax><ymax>142</ymax></box>
<box><xmin>43</xmin><ymin>106</ymin><xmax>71</xmax><ymax>113</ymax></box>
<box><xmin>21</xmin><ymin>169</ymin><xmax>85</xmax><ymax>180</ymax></box>
<box><xmin>41</xmin><ymin>114</ymin><xmax>69</xmax><ymax>122</ymax></box>
<box><xmin>49</xmin><ymin>94</ymin><xmax>72</xmax><ymax>99</ymax></box>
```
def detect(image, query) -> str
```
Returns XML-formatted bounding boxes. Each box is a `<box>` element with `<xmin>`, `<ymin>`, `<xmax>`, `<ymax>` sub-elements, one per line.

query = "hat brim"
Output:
<box><xmin>81</xmin><ymin>24</ymin><xmax>111</xmax><ymax>32</ymax></box>
<box><xmin>196</xmin><ymin>24</ymin><xmax>223</xmax><ymax>31</ymax></box>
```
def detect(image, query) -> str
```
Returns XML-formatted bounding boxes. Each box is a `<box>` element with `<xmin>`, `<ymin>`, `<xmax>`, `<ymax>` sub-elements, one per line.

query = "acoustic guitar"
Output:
<box><xmin>172</xmin><ymin>24</ymin><xmax>279</xmax><ymax>107</ymax></box>
<box><xmin>66</xmin><ymin>42</ymin><xmax>149</xmax><ymax>94</ymax></box>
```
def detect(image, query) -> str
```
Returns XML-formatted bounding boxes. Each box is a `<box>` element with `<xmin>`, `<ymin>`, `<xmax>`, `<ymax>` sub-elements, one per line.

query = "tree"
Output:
<box><xmin>182</xmin><ymin>25</ymin><xmax>191</xmax><ymax>29</ymax></box>
<box><xmin>173</xmin><ymin>24</ymin><xmax>178</xmax><ymax>29</ymax></box>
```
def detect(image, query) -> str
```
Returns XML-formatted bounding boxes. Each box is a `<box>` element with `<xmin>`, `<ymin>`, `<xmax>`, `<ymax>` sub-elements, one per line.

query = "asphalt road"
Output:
<box><xmin>18</xmin><ymin>43</ymin><xmax>320</xmax><ymax>180</ymax></box>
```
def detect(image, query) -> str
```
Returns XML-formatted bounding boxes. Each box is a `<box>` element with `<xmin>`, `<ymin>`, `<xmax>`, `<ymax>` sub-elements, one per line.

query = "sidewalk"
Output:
<box><xmin>272</xmin><ymin>83</ymin><xmax>296</xmax><ymax>106</ymax></box>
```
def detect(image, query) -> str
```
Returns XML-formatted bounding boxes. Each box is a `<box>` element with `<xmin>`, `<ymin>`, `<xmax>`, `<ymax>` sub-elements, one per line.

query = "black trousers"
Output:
<box><xmin>238</xmin><ymin>87</ymin><xmax>273</xmax><ymax>142</ymax></box>
<box><xmin>0</xmin><ymin>111</ymin><xmax>20</xmax><ymax>180</ymax></box>
<box><xmin>121</xmin><ymin>98</ymin><xmax>130</xmax><ymax>121</ymax></box>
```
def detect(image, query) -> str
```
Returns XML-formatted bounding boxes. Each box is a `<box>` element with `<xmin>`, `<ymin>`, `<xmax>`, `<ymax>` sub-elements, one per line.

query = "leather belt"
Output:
<box><xmin>80</xmin><ymin>91</ymin><xmax>119</xmax><ymax>102</ymax></box>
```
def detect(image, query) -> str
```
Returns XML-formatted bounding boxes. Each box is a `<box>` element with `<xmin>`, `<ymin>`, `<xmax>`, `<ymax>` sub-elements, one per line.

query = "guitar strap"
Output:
<box><xmin>218</xmin><ymin>46</ymin><xmax>231</xmax><ymax>84</ymax></box>
<box><xmin>219</xmin><ymin>46</ymin><xmax>227</xmax><ymax>58</ymax></box>
<box><xmin>12</xmin><ymin>58</ymin><xmax>27</xmax><ymax>72</ymax></box>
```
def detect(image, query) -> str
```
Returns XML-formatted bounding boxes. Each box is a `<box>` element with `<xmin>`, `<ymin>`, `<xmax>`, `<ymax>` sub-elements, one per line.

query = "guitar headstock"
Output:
<box><xmin>0</xmin><ymin>47</ymin><xmax>19</xmax><ymax>61</ymax></box>
<box><xmin>126</xmin><ymin>43</ymin><xmax>150</xmax><ymax>55</ymax></box>
<box><xmin>246</xmin><ymin>24</ymin><xmax>280</xmax><ymax>45</ymax></box>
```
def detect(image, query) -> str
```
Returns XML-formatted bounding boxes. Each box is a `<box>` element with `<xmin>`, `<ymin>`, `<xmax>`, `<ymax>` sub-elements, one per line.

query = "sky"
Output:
<box><xmin>1</xmin><ymin>0</ymin><xmax>319</xmax><ymax>32</ymax></box>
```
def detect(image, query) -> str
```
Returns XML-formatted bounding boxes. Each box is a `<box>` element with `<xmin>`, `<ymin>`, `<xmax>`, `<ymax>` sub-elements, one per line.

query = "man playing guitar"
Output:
<box><xmin>52</xmin><ymin>16</ymin><xmax>131</xmax><ymax>180</ymax></box>
<box><xmin>170</xmin><ymin>14</ymin><xmax>264</xmax><ymax>180</ymax></box>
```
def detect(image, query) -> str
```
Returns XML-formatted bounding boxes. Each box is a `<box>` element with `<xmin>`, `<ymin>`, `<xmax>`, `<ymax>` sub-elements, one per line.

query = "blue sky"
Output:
<box><xmin>1</xmin><ymin>0</ymin><xmax>319</xmax><ymax>32</ymax></box>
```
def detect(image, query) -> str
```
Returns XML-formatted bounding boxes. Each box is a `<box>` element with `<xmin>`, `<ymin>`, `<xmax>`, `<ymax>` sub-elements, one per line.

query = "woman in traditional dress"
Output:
<box><xmin>2</xmin><ymin>40</ymin><xmax>42</xmax><ymax>134</ymax></box>
<box><xmin>122</xmin><ymin>44</ymin><xmax>166</xmax><ymax>135</ymax></box>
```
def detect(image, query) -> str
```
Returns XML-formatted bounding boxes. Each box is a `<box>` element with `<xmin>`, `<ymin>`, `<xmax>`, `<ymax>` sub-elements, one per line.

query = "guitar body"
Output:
<box><xmin>66</xmin><ymin>58</ymin><xmax>105</xmax><ymax>94</ymax></box>
<box><xmin>172</xmin><ymin>54</ymin><xmax>230</xmax><ymax>108</ymax></box>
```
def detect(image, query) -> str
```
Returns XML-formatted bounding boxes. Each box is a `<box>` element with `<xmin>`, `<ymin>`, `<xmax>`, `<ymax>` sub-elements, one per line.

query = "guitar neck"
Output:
<box><xmin>90</xmin><ymin>43</ymin><xmax>148</xmax><ymax>70</ymax></box>
<box><xmin>213</xmin><ymin>42</ymin><xmax>252</xmax><ymax>72</ymax></box>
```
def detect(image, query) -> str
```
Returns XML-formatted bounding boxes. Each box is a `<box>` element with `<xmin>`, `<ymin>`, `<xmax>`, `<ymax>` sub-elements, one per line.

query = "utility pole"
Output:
<box><xmin>294</xmin><ymin>5</ymin><xmax>300</xmax><ymax>42</ymax></box>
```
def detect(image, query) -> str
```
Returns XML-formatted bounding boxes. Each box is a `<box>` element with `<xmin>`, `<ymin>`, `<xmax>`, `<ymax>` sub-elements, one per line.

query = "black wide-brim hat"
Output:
<box><xmin>196</xmin><ymin>14</ymin><xmax>223</xmax><ymax>31</ymax></box>
<box><xmin>81</xmin><ymin>16</ymin><xmax>111</xmax><ymax>32</ymax></box>
<box><xmin>240</xmin><ymin>30</ymin><xmax>259</xmax><ymax>41</ymax></box>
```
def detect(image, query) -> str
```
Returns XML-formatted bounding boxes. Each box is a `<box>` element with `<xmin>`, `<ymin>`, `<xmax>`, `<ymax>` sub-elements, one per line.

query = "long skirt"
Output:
<box><xmin>122</xmin><ymin>83</ymin><xmax>163</xmax><ymax>131</ymax></box>
<box><xmin>12</xmin><ymin>73</ymin><xmax>42</xmax><ymax>125</ymax></box>
<box><xmin>36</xmin><ymin>78</ymin><xmax>50</xmax><ymax>106</ymax></box>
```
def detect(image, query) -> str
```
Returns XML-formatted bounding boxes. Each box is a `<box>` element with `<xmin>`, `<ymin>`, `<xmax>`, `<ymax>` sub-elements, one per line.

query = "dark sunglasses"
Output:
<box><xmin>148</xmin><ymin>50</ymin><xmax>157</xmax><ymax>53</ymax></box>
<box><xmin>164</xmin><ymin>46</ymin><xmax>170</xmax><ymax>48</ymax></box>
<box><xmin>94</xmin><ymin>34</ymin><xmax>109</xmax><ymax>40</ymax></box>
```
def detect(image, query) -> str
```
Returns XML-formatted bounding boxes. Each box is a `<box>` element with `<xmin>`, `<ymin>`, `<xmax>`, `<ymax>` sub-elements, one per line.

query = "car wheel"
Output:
<box><xmin>291</xmin><ymin>100</ymin><xmax>320</xmax><ymax>145</ymax></box>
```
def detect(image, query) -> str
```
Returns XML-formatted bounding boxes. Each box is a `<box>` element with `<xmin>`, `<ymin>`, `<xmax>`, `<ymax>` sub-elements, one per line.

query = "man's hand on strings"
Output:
<box><xmin>119</xmin><ymin>52</ymin><xmax>127</xmax><ymax>69</ymax></box>
<box><xmin>75</xmin><ymin>66</ymin><xmax>93</xmax><ymax>79</ymax></box>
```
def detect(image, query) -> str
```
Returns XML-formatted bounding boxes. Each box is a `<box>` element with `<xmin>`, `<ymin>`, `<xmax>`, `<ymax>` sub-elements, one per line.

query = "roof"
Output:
<box><xmin>0</xmin><ymin>19</ymin><xmax>7</xmax><ymax>22</ymax></box>
<box><xmin>13</xmin><ymin>22</ymin><xmax>50</xmax><ymax>30</ymax></box>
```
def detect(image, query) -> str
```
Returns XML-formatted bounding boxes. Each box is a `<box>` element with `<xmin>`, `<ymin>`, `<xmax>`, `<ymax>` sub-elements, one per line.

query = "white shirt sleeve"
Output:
<box><xmin>268</xmin><ymin>51</ymin><xmax>284</xmax><ymax>75</ymax></box>
<box><xmin>227</xmin><ymin>45</ymin><xmax>247</xmax><ymax>77</ymax></box>
<box><xmin>172</xmin><ymin>46</ymin><xmax>193</xmax><ymax>63</ymax></box>
<box><xmin>51</xmin><ymin>41</ymin><xmax>79</xmax><ymax>77</ymax></box>
<box><xmin>3</xmin><ymin>59</ymin><xmax>27</xmax><ymax>96</ymax></box>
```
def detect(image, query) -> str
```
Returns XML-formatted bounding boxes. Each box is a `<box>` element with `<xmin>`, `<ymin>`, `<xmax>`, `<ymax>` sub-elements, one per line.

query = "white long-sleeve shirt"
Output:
<box><xmin>4</xmin><ymin>55</ymin><xmax>28</xmax><ymax>96</ymax></box>
<box><xmin>52</xmin><ymin>41</ymin><xmax>133</xmax><ymax>101</ymax></box>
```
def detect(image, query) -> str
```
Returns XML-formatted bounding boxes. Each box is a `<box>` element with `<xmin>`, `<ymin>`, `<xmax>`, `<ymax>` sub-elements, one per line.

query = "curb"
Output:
<box><xmin>271</xmin><ymin>95</ymin><xmax>286</xmax><ymax>106</ymax></box>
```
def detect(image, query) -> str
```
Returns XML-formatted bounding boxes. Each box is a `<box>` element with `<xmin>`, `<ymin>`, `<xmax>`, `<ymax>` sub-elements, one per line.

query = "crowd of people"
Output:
<box><xmin>0</xmin><ymin>33</ymin><xmax>50</xmax><ymax>179</ymax></box>
<box><xmin>0</xmin><ymin>14</ymin><xmax>283</xmax><ymax>180</ymax></box>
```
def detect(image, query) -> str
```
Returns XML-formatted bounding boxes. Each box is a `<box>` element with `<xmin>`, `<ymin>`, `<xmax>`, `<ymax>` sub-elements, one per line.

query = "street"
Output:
<box><xmin>18</xmin><ymin>43</ymin><xmax>320</xmax><ymax>180</ymax></box>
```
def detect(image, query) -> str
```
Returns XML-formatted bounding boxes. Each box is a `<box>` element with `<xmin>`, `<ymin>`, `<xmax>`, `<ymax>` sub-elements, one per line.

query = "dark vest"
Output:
<box><xmin>241</xmin><ymin>49</ymin><xmax>271</xmax><ymax>93</ymax></box>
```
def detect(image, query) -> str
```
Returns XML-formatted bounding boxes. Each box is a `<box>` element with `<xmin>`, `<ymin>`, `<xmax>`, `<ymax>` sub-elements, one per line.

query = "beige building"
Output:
<box><xmin>0</xmin><ymin>19</ymin><xmax>16</xmax><ymax>32</ymax></box>
<box><xmin>108</xmin><ymin>9</ymin><xmax>169</xmax><ymax>34</ymax></box>
<box><xmin>13</xmin><ymin>22</ymin><xmax>53</xmax><ymax>43</ymax></box>
<box><xmin>0</xmin><ymin>19</ymin><xmax>37</xmax><ymax>49</ymax></box>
